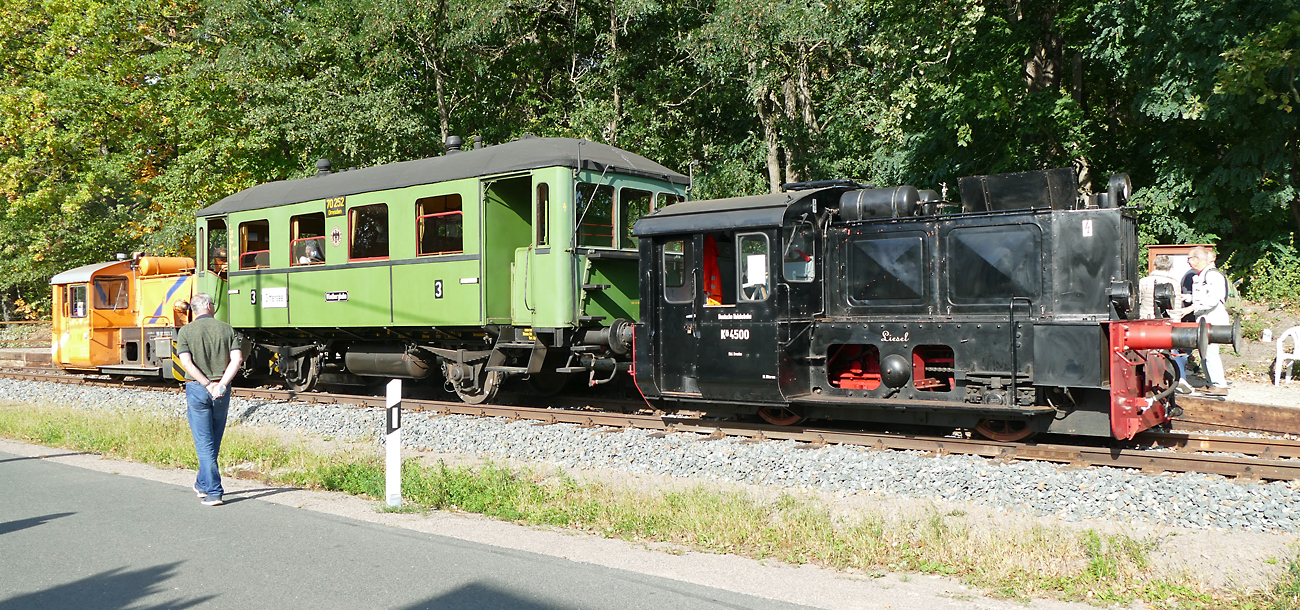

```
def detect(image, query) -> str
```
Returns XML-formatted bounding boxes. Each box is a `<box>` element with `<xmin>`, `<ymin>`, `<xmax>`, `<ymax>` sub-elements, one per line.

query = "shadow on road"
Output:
<box><xmin>222</xmin><ymin>487</ymin><xmax>298</xmax><ymax>503</ymax></box>
<box><xmin>0</xmin><ymin>563</ymin><xmax>215</xmax><ymax>610</ymax></box>
<box><xmin>398</xmin><ymin>582</ymin><xmax>567</xmax><ymax>610</ymax></box>
<box><xmin>0</xmin><ymin>453</ymin><xmax>89</xmax><ymax>464</ymax></box>
<box><xmin>0</xmin><ymin>512</ymin><xmax>75</xmax><ymax>536</ymax></box>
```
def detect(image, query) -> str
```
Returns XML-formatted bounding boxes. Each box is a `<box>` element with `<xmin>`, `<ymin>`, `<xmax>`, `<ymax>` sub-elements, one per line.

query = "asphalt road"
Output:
<box><xmin>0</xmin><ymin>449</ymin><xmax>812</xmax><ymax>610</ymax></box>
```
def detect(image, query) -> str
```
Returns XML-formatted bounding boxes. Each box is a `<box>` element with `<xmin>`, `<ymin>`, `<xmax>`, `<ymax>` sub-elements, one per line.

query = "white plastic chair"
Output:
<box><xmin>1276</xmin><ymin>326</ymin><xmax>1300</xmax><ymax>385</ymax></box>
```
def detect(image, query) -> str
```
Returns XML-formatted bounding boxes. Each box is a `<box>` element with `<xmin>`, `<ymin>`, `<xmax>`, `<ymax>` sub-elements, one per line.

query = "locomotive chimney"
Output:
<box><xmin>316</xmin><ymin>158</ymin><xmax>332</xmax><ymax>176</ymax></box>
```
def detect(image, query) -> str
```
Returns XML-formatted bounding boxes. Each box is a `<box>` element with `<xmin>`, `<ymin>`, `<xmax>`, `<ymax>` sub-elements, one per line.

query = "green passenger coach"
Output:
<box><xmin>193</xmin><ymin>136</ymin><xmax>688</xmax><ymax>402</ymax></box>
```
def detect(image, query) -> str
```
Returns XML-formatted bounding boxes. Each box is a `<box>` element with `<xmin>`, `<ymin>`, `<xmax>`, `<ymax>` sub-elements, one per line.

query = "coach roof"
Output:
<box><xmin>196</xmin><ymin>137</ymin><xmax>688</xmax><ymax>218</ymax></box>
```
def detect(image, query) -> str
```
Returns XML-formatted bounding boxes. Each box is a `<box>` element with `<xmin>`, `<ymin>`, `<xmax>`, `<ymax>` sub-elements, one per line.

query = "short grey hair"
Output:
<box><xmin>1154</xmin><ymin>255</ymin><xmax>1172</xmax><ymax>271</ymax></box>
<box><xmin>191</xmin><ymin>293</ymin><xmax>215</xmax><ymax>313</ymax></box>
<box><xmin>1188</xmin><ymin>245</ymin><xmax>1216</xmax><ymax>263</ymax></box>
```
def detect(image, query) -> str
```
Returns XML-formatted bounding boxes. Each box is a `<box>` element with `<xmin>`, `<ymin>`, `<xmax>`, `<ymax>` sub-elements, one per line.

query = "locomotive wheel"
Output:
<box><xmin>973</xmin><ymin>419</ymin><xmax>1036</xmax><ymax>442</ymax></box>
<box><xmin>757</xmin><ymin>406</ymin><xmax>806</xmax><ymax>427</ymax></box>
<box><xmin>455</xmin><ymin>370</ymin><xmax>502</xmax><ymax>405</ymax></box>
<box><xmin>282</xmin><ymin>356</ymin><xmax>319</xmax><ymax>393</ymax></box>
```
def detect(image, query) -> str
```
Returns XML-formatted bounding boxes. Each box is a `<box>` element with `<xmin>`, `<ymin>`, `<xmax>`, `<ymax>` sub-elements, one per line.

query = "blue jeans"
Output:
<box><xmin>186</xmin><ymin>381</ymin><xmax>230</xmax><ymax>496</ymax></box>
<box><xmin>1171</xmin><ymin>351</ymin><xmax>1189</xmax><ymax>380</ymax></box>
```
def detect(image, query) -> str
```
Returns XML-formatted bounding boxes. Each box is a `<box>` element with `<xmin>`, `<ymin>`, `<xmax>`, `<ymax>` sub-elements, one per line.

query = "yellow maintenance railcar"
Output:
<box><xmin>50</xmin><ymin>256</ymin><xmax>196</xmax><ymax>379</ymax></box>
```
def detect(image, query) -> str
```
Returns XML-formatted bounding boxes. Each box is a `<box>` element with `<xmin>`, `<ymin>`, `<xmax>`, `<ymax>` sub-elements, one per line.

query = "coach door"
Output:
<box><xmin>655</xmin><ymin>236</ymin><xmax>700</xmax><ymax>394</ymax></box>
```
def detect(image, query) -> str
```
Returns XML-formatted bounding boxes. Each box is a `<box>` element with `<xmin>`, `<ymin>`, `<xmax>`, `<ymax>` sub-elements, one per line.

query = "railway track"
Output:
<box><xmin>4</xmin><ymin>367</ymin><xmax>1300</xmax><ymax>482</ymax></box>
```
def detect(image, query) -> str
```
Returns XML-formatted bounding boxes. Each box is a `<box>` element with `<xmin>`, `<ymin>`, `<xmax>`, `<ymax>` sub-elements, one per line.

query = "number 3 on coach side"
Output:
<box><xmin>434</xmin><ymin>280</ymin><xmax>443</xmax><ymax>299</ymax></box>
<box><xmin>250</xmin><ymin>289</ymin><xmax>257</xmax><ymax>305</ymax></box>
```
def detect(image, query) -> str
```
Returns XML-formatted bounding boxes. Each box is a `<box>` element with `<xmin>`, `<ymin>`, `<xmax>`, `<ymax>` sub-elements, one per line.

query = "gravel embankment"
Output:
<box><xmin>3</xmin><ymin>378</ymin><xmax>1297</xmax><ymax>533</ymax></box>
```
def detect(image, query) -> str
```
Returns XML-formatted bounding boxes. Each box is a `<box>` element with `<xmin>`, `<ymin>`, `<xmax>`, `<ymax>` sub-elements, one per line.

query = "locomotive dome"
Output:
<box><xmin>196</xmin><ymin>136</ymin><xmax>688</xmax><ymax>217</ymax></box>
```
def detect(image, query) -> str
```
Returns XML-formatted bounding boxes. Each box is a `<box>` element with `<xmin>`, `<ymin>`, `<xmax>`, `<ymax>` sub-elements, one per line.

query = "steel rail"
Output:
<box><xmin>3</xmin><ymin>369</ymin><xmax>1298</xmax><ymax>481</ymax></box>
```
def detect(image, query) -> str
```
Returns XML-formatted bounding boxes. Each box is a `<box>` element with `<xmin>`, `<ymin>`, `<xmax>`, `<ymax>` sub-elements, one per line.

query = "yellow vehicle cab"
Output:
<box><xmin>50</xmin><ymin>255</ymin><xmax>196</xmax><ymax>379</ymax></box>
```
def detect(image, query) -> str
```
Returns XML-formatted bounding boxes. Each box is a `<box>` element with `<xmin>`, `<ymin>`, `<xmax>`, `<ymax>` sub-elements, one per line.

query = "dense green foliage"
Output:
<box><xmin>3</xmin><ymin>0</ymin><xmax>1300</xmax><ymax>315</ymax></box>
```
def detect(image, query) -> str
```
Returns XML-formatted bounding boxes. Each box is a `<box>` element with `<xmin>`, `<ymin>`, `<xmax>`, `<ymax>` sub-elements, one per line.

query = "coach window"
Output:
<box><xmin>93</xmin><ymin>276</ymin><xmax>129</xmax><ymax>310</ymax></box>
<box><xmin>656</xmin><ymin>192</ymin><xmax>683</xmax><ymax>209</ymax></box>
<box><xmin>620</xmin><ymin>188</ymin><xmax>652</xmax><ymax>249</ymax></box>
<box><xmin>947</xmin><ymin>225</ymin><xmax>1042</xmax><ymax>303</ymax></box>
<box><xmin>536</xmin><ymin>183</ymin><xmax>549</xmax><ymax>246</ymax></box>
<box><xmin>69</xmin><ymin>285</ymin><xmax>88</xmax><ymax>318</ymax></box>
<box><xmin>291</xmin><ymin>212</ymin><xmax>326</xmax><ymax>266</ymax></box>
<box><xmin>416</xmin><ymin>195</ymin><xmax>463</xmax><ymax>256</ymax></box>
<box><xmin>848</xmin><ymin>236</ymin><xmax>925</xmax><ymax>303</ymax></box>
<box><xmin>207</xmin><ymin>219</ymin><xmax>228</xmax><ymax>277</ymax></box>
<box><xmin>576</xmin><ymin>183</ymin><xmax>614</xmax><ymax>248</ymax></box>
<box><xmin>350</xmin><ymin>203</ymin><xmax>389</xmax><ymax>260</ymax></box>
<box><xmin>782</xmin><ymin>220</ymin><xmax>816</xmax><ymax>282</ymax></box>
<box><xmin>239</xmin><ymin>220</ymin><xmax>270</xmax><ymax>269</ymax></box>
<box><xmin>663</xmin><ymin>239</ymin><xmax>694</xmax><ymax>303</ymax></box>
<box><xmin>737</xmin><ymin>233</ymin><xmax>770</xmax><ymax>302</ymax></box>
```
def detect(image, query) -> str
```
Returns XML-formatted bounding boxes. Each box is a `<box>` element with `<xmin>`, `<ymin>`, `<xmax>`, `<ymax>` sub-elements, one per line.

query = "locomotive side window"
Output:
<box><xmin>536</xmin><ymin>183</ymin><xmax>549</xmax><ymax>246</ymax></box>
<box><xmin>69</xmin><ymin>284</ymin><xmax>88</xmax><ymax>318</ymax></box>
<box><xmin>93</xmin><ymin>276</ymin><xmax>129</xmax><ymax>310</ymax></box>
<box><xmin>620</xmin><ymin>188</ymin><xmax>652</xmax><ymax>250</ymax></box>
<box><xmin>350</xmin><ymin>203</ymin><xmax>389</xmax><ymax>260</ymax></box>
<box><xmin>663</xmin><ymin>239</ymin><xmax>693</xmax><ymax>303</ymax></box>
<box><xmin>947</xmin><ymin>225</ymin><xmax>1042</xmax><ymax>302</ymax></box>
<box><xmin>576</xmin><ymin>183</ymin><xmax>614</xmax><ymax>248</ymax></box>
<box><xmin>737</xmin><ymin>233</ymin><xmax>770</xmax><ymax>302</ymax></box>
<box><xmin>239</xmin><ymin>219</ymin><xmax>270</xmax><ymax>269</ymax></box>
<box><xmin>783</xmin><ymin>221</ymin><xmax>816</xmax><ymax>282</ymax></box>
<box><xmin>848</xmin><ymin>236</ymin><xmax>925</xmax><ymax>303</ymax></box>
<box><xmin>207</xmin><ymin>219</ymin><xmax>228</xmax><ymax>276</ymax></box>
<box><xmin>416</xmin><ymin>195</ymin><xmax>463</xmax><ymax>256</ymax></box>
<box><xmin>291</xmin><ymin>212</ymin><xmax>327</xmax><ymax>266</ymax></box>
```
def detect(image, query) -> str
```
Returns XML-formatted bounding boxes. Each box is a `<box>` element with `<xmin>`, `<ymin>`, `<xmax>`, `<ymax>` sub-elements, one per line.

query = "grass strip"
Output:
<box><xmin>0</xmin><ymin>403</ymin><xmax>1293</xmax><ymax>609</ymax></box>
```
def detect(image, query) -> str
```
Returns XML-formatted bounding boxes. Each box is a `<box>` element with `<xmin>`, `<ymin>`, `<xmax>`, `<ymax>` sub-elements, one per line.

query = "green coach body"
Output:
<box><xmin>191</xmin><ymin>137</ymin><xmax>685</xmax><ymax>401</ymax></box>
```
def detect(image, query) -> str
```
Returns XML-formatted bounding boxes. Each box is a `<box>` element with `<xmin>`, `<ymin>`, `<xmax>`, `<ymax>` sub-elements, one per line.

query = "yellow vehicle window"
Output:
<box><xmin>69</xmin><ymin>285</ymin><xmax>88</xmax><ymax>318</ymax></box>
<box><xmin>93</xmin><ymin>277</ymin><xmax>129</xmax><ymax>310</ymax></box>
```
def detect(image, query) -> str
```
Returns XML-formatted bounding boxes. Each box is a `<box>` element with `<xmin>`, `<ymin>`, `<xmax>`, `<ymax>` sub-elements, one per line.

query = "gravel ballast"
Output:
<box><xmin>3</xmin><ymin>378</ymin><xmax>1297</xmax><ymax>533</ymax></box>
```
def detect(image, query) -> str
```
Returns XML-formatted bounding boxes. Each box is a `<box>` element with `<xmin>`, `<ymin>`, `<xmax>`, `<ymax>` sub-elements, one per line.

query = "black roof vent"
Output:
<box><xmin>316</xmin><ymin>158</ymin><xmax>332</xmax><ymax>176</ymax></box>
<box><xmin>445</xmin><ymin>135</ymin><xmax>463</xmax><ymax>153</ymax></box>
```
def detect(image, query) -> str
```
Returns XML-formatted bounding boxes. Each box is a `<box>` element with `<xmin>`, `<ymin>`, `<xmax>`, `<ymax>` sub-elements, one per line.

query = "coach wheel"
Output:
<box><xmin>455</xmin><ymin>369</ymin><xmax>502</xmax><ymax>405</ymax></box>
<box><xmin>282</xmin><ymin>355</ymin><xmax>319</xmax><ymax>393</ymax></box>
<box><xmin>757</xmin><ymin>406</ymin><xmax>806</xmax><ymax>427</ymax></box>
<box><xmin>526</xmin><ymin>371</ymin><xmax>570</xmax><ymax>397</ymax></box>
<box><xmin>973</xmin><ymin>419</ymin><xmax>1035</xmax><ymax>442</ymax></box>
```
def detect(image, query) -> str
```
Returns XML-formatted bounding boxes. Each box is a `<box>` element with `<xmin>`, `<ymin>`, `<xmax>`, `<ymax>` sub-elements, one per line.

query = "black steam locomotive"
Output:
<box><xmin>632</xmin><ymin>168</ymin><xmax>1236</xmax><ymax>441</ymax></box>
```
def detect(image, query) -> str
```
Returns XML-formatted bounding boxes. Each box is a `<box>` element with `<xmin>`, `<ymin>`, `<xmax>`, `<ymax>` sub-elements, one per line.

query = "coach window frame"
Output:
<box><xmin>238</xmin><ymin>219</ymin><xmax>271</xmax><ymax>270</ymax></box>
<box><xmin>290</xmin><ymin>212</ymin><xmax>328</xmax><ymax>266</ymax></box>
<box><xmin>349</xmin><ymin>203</ymin><xmax>390</xmax><ymax>261</ymax></box>
<box><xmin>415</xmin><ymin>194</ymin><xmax>464</xmax><ymax>256</ymax></box>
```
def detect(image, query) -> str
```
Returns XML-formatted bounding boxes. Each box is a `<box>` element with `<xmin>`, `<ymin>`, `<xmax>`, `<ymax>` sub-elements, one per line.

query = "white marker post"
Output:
<box><xmin>385</xmin><ymin>379</ymin><xmax>402</xmax><ymax>508</ymax></box>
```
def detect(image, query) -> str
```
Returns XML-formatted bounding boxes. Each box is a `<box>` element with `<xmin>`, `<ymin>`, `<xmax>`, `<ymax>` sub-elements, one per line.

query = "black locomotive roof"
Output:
<box><xmin>632</xmin><ymin>187</ymin><xmax>835</xmax><ymax>236</ymax></box>
<box><xmin>196</xmin><ymin>137</ymin><xmax>688</xmax><ymax>218</ymax></box>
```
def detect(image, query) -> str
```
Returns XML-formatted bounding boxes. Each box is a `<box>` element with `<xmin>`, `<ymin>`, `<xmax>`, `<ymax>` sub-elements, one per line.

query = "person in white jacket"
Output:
<box><xmin>1186</xmin><ymin>246</ymin><xmax>1230</xmax><ymax>395</ymax></box>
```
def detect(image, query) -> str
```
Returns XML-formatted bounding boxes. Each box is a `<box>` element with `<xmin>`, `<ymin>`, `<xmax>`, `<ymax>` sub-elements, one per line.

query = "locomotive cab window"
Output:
<box><xmin>737</xmin><ymin>233</ymin><xmax>770</xmax><ymax>302</ymax></box>
<box><xmin>350</xmin><ymin>203</ymin><xmax>389</xmax><ymax>260</ymax></box>
<box><xmin>848</xmin><ymin>235</ymin><xmax>926</xmax><ymax>303</ymax></box>
<box><xmin>783</xmin><ymin>220</ymin><xmax>816</xmax><ymax>282</ymax></box>
<box><xmin>577</xmin><ymin>183</ymin><xmax>614</xmax><ymax>248</ymax></box>
<box><xmin>291</xmin><ymin>212</ymin><xmax>326</xmax><ymax>266</ymax></box>
<box><xmin>207</xmin><ymin>219</ymin><xmax>228</xmax><ymax>277</ymax></box>
<box><xmin>703</xmin><ymin>232</ymin><xmax>736</xmax><ymax>306</ymax></box>
<box><xmin>239</xmin><ymin>219</ymin><xmax>270</xmax><ymax>269</ymax></box>
<box><xmin>416</xmin><ymin>195</ymin><xmax>463</xmax><ymax>256</ymax></box>
<box><xmin>93</xmin><ymin>276</ymin><xmax>129</xmax><ymax>310</ymax></box>
<box><xmin>68</xmin><ymin>284</ymin><xmax>88</xmax><ymax>318</ymax></box>
<box><xmin>663</xmin><ymin>239</ymin><xmax>694</xmax><ymax>303</ymax></box>
<box><xmin>620</xmin><ymin>188</ymin><xmax>652</xmax><ymax>250</ymax></box>
<box><xmin>947</xmin><ymin>224</ymin><xmax>1042</xmax><ymax>303</ymax></box>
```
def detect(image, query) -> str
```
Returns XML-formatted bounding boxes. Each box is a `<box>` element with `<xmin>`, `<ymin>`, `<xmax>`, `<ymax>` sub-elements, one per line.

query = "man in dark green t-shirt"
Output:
<box><xmin>175</xmin><ymin>292</ymin><xmax>243</xmax><ymax>506</ymax></box>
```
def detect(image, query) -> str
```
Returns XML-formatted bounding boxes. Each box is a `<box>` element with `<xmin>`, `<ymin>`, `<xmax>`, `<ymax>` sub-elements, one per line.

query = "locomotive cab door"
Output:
<box><xmin>696</xmin><ymin>231</ymin><xmax>782</xmax><ymax>401</ymax></box>
<box><xmin>653</xmin><ymin>236</ymin><xmax>701</xmax><ymax>394</ymax></box>
<box><xmin>776</xmin><ymin>206</ymin><xmax>823</xmax><ymax>398</ymax></box>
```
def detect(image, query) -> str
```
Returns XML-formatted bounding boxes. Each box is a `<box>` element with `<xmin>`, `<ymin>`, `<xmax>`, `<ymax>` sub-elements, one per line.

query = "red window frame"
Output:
<box><xmin>348</xmin><ymin>204</ymin><xmax>389</xmax><ymax>262</ymax></box>
<box><xmin>416</xmin><ymin>210</ymin><xmax>464</xmax><ymax>256</ymax></box>
<box><xmin>290</xmin><ymin>236</ymin><xmax>326</xmax><ymax>266</ymax></box>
